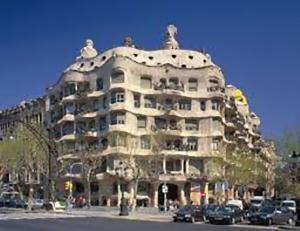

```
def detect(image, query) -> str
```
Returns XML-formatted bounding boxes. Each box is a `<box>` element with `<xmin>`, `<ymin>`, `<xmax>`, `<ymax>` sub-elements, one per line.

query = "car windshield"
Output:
<box><xmin>251</xmin><ymin>200</ymin><xmax>263</xmax><ymax>204</ymax></box>
<box><xmin>259</xmin><ymin>207</ymin><xmax>275</xmax><ymax>214</ymax></box>
<box><xmin>282</xmin><ymin>202</ymin><xmax>295</xmax><ymax>207</ymax></box>
<box><xmin>206</xmin><ymin>205</ymin><xmax>217</xmax><ymax>211</ymax></box>
<box><xmin>215</xmin><ymin>206</ymin><xmax>232</xmax><ymax>213</ymax></box>
<box><xmin>179</xmin><ymin>205</ymin><xmax>193</xmax><ymax>212</ymax></box>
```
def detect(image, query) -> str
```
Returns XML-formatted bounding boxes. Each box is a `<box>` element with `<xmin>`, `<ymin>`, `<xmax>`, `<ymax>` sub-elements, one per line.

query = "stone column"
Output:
<box><xmin>179</xmin><ymin>184</ymin><xmax>187</xmax><ymax>206</ymax></box>
<box><xmin>185</xmin><ymin>158</ymin><xmax>189</xmax><ymax>175</ymax></box>
<box><xmin>152</xmin><ymin>183</ymin><xmax>159</xmax><ymax>208</ymax></box>
<box><xmin>129</xmin><ymin>181</ymin><xmax>135</xmax><ymax>208</ymax></box>
<box><xmin>204</xmin><ymin>182</ymin><xmax>209</xmax><ymax>204</ymax></box>
<box><xmin>117</xmin><ymin>181</ymin><xmax>121</xmax><ymax>206</ymax></box>
<box><xmin>181</xmin><ymin>159</ymin><xmax>184</xmax><ymax>175</ymax></box>
<box><xmin>163</xmin><ymin>157</ymin><xmax>166</xmax><ymax>174</ymax></box>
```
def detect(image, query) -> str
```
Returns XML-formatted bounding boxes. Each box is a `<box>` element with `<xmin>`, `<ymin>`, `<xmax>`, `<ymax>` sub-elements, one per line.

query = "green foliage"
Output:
<box><xmin>211</xmin><ymin>150</ymin><xmax>268</xmax><ymax>188</ymax></box>
<box><xmin>0</xmin><ymin>125</ymin><xmax>48</xmax><ymax>181</ymax></box>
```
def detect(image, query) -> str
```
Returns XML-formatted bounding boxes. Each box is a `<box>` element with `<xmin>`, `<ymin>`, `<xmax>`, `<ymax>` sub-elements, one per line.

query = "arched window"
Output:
<box><xmin>96</xmin><ymin>78</ymin><xmax>103</xmax><ymax>90</ymax></box>
<box><xmin>188</xmin><ymin>78</ymin><xmax>198</xmax><ymax>91</ymax></box>
<box><xmin>140</xmin><ymin>75</ymin><xmax>152</xmax><ymax>89</ymax></box>
<box><xmin>111</xmin><ymin>69</ymin><xmax>125</xmax><ymax>83</ymax></box>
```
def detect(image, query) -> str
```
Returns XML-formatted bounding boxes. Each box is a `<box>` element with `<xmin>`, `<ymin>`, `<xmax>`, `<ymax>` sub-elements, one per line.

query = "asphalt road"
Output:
<box><xmin>0</xmin><ymin>217</ymin><xmax>278</xmax><ymax>231</ymax></box>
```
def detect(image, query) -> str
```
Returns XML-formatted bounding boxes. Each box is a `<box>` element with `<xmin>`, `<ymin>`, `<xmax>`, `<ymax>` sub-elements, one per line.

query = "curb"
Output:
<box><xmin>278</xmin><ymin>226</ymin><xmax>300</xmax><ymax>230</ymax></box>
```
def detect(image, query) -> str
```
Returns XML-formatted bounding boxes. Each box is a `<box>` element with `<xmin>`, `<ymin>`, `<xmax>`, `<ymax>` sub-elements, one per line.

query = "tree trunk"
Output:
<box><xmin>27</xmin><ymin>183</ymin><xmax>34</xmax><ymax>211</ymax></box>
<box><xmin>16</xmin><ymin>183</ymin><xmax>24</xmax><ymax>200</ymax></box>
<box><xmin>131</xmin><ymin>179</ymin><xmax>138</xmax><ymax>211</ymax></box>
<box><xmin>83</xmin><ymin>170</ymin><xmax>91</xmax><ymax>209</ymax></box>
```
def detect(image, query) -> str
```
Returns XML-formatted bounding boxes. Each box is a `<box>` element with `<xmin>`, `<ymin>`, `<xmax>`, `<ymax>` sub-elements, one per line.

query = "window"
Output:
<box><xmin>188</xmin><ymin>78</ymin><xmax>198</xmax><ymax>91</ymax></box>
<box><xmin>185</xmin><ymin>119</ymin><xmax>198</xmax><ymax>131</ymax></box>
<box><xmin>64</xmin><ymin>83</ymin><xmax>76</xmax><ymax>97</ymax></box>
<box><xmin>179</xmin><ymin>99</ymin><xmax>191</xmax><ymax>110</ymax></box>
<box><xmin>211</xmin><ymin>138</ymin><xmax>219</xmax><ymax>150</ymax></box>
<box><xmin>200</xmin><ymin>100</ymin><xmax>206</xmax><ymax>111</ymax></box>
<box><xmin>93</xmin><ymin>99</ymin><xmax>100</xmax><ymax>111</ymax></box>
<box><xmin>96</xmin><ymin>78</ymin><xmax>103</xmax><ymax>90</ymax></box>
<box><xmin>134</xmin><ymin>94</ymin><xmax>140</xmax><ymax>108</ymax></box>
<box><xmin>164</xmin><ymin>98</ymin><xmax>173</xmax><ymax>111</ymax></box>
<box><xmin>110</xmin><ymin>112</ymin><xmax>125</xmax><ymax>125</ymax></box>
<box><xmin>111</xmin><ymin>90</ymin><xmax>125</xmax><ymax>104</ymax></box>
<box><xmin>62</xmin><ymin>122</ymin><xmax>74</xmax><ymax>135</ymax></box>
<box><xmin>187</xmin><ymin>138</ymin><xmax>198</xmax><ymax>151</ymax></box>
<box><xmin>144</xmin><ymin>96</ymin><xmax>156</xmax><ymax>108</ymax></box>
<box><xmin>169</xmin><ymin>119</ymin><xmax>177</xmax><ymax>130</ymax></box>
<box><xmin>102</xmin><ymin>96</ymin><xmax>107</xmax><ymax>109</ymax></box>
<box><xmin>110</xmin><ymin>133</ymin><xmax>126</xmax><ymax>147</ymax></box>
<box><xmin>155</xmin><ymin>118</ymin><xmax>167</xmax><ymax>129</ymax></box>
<box><xmin>111</xmin><ymin>69</ymin><xmax>125</xmax><ymax>83</ymax></box>
<box><xmin>141</xmin><ymin>136</ymin><xmax>151</xmax><ymax>149</ymax></box>
<box><xmin>211</xmin><ymin>100</ymin><xmax>219</xmax><ymax>111</ymax></box>
<box><xmin>140</xmin><ymin>76</ymin><xmax>152</xmax><ymax>89</ymax></box>
<box><xmin>137</xmin><ymin>116</ymin><xmax>146</xmax><ymax>128</ymax></box>
<box><xmin>99</xmin><ymin>117</ymin><xmax>107</xmax><ymax>131</ymax></box>
<box><xmin>64</xmin><ymin>102</ymin><xmax>75</xmax><ymax>115</ymax></box>
<box><xmin>209</xmin><ymin>78</ymin><xmax>219</xmax><ymax>85</ymax></box>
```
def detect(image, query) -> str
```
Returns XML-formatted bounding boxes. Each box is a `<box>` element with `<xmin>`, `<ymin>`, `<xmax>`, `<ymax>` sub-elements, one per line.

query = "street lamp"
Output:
<box><xmin>115</xmin><ymin>161</ymin><xmax>129</xmax><ymax>216</ymax></box>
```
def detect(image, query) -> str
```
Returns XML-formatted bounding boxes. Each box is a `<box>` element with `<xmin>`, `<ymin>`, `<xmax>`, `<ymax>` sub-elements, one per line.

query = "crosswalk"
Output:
<box><xmin>0</xmin><ymin>212</ymin><xmax>84</xmax><ymax>221</ymax></box>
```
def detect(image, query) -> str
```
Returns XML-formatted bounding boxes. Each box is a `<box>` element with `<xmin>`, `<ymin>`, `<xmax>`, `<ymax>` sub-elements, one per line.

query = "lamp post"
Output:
<box><xmin>115</xmin><ymin>161</ymin><xmax>129</xmax><ymax>216</ymax></box>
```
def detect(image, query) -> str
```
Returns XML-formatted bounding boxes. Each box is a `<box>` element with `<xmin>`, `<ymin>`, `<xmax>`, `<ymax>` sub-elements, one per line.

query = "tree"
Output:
<box><xmin>276</xmin><ymin>125</ymin><xmax>300</xmax><ymax>198</ymax></box>
<box><xmin>0</xmin><ymin>125</ymin><xmax>48</xmax><ymax>210</ymax></box>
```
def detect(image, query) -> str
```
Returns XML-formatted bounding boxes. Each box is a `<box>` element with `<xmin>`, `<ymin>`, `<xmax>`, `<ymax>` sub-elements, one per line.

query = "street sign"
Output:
<box><xmin>162</xmin><ymin>184</ymin><xmax>168</xmax><ymax>194</ymax></box>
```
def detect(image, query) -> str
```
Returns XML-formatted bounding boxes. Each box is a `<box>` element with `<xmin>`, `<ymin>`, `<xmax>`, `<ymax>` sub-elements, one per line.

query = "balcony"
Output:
<box><xmin>153</xmin><ymin>82</ymin><xmax>184</xmax><ymax>92</ymax></box>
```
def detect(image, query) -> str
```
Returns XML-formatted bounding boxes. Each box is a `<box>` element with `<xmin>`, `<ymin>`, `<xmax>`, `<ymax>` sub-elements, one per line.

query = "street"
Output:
<box><xmin>0</xmin><ymin>217</ymin><xmax>278</xmax><ymax>231</ymax></box>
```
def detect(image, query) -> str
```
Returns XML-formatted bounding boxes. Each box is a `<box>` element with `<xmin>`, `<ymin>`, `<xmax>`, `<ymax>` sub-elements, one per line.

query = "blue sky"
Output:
<box><xmin>0</xmin><ymin>0</ymin><xmax>299</xmax><ymax>138</ymax></box>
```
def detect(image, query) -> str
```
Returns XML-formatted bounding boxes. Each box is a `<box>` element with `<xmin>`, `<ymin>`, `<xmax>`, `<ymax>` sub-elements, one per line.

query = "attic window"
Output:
<box><xmin>80</xmin><ymin>63</ymin><xmax>84</xmax><ymax>68</ymax></box>
<box><xmin>188</xmin><ymin>55</ymin><xmax>194</xmax><ymax>60</ymax></box>
<box><xmin>90</xmin><ymin>62</ymin><xmax>94</xmax><ymax>66</ymax></box>
<box><xmin>133</xmin><ymin>53</ymin><xmax>138</xmax><ymax>57</ymax></box>
<box><xmin>148</xmin><ymin>56</ymin><xmax>153</xmax><ymax>60</ymax></box>
<box><xmin>157</xmin><ymin>62</ymin><xmax>161</xmax><ymax>65</ymax></box>
<box><xmin>102</xmin><ymin>56</ymin><xmax>106</xmax><ymax>61</ymax></box>
<box><xmin>203</xmin><ymin>59</ymin><xmax>207</xmax><ymax>63</ymax></box>
<box><xmin>181</xmin><ymin>64</ymin><xmax>187</xmax><ymax>68</ymax></box>
<box><xmin>142</xmin><ymin>61</ymin><xmax>146</xmax><ymax>65</ymax></box>
<box><xmin>172</xmin><ymin>55</ymin><xmax>176</xmax><ymax>59</ymax></box>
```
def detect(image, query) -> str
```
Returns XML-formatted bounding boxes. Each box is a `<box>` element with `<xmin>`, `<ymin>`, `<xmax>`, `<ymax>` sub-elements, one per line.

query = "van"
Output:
<box><xmin>250</xmin><ymin>196</ymin><xmax>264</xmax><ymax>208</ymax></box>
<box><xmin>227</xmin><ymin>200</ymin><xmax>243</xmax><ymax>210</ymax></box>
<box><xmin>281</xmin><ymin>200</ymin><xmax>296</xmax><ymax>213</ymax></box>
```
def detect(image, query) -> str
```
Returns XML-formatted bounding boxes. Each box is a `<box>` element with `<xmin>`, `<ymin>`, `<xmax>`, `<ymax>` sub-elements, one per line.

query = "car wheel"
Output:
<box><xmin>173</xmin><ymin>218</ymin><xmax>177</xmax><ymax>222</ymax></box>
<box><xmin>203</xmin><ymin>216</ymin><xmax>207</xmax><ymax>222</ymax></box>
<box><xmin>231</xmin><ymin>217</ymin><xmax>235</xmax><ymax>225</ymax></box>
<box><xmin>287</xmin><ymin>218</ymin><xmax>294</xmax><ymax>226</ymax></box>
<box><xmin>240</xmin><ymin>216</ymin><xmax>244</xmax><ymax>223</ymax></box>
<box><xmin>267</xmin><ymin>218</ymin><xmax>272</xmax><ymax>226</ymax></box>
<box><xmin>190</xmin><ymin>216</ymin><xmax>195</xmax><ymax>223</ymax></box>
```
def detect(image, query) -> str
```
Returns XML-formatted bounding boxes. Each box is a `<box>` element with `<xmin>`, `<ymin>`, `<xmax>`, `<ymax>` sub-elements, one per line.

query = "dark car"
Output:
<box><xmin>0</xmin><ymin>197</ymin><xmax>5</xmax><ymax>207</ymax></box>
<box><xmin>8</xmin><ymin>198</ymin><xmax>26</xmax><ymax>208</ymax></box>
<box><xmin>209</xmin><ymin>205</ymin><xmax>244</xmax><ymax>224</ymax></box>
<box><xmin>173</xmin><ymin>205</ymin><xmax>203</xmax><ymax>223</ymax></box>
<box><xmin>249</xmin><ymin>206</ymin><xmax>295</xmax><ymax>225</ymax></box>
<box><xmin>202</xmin><ymin>204</ymin><xmax>218</xmax><ymax>222</ymax></box>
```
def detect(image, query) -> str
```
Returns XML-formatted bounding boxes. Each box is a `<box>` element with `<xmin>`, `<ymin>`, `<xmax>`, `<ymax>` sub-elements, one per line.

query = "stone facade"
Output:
<box><xmin>0</xmin><ymin>25</ymin><xmax>276</xmax><ymax>206</ymax></box>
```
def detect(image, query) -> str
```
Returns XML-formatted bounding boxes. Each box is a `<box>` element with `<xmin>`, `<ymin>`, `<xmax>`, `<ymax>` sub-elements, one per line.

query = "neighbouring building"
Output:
<box><xmin>0</xmin><ymin>25</ymin><xmax>277</xmax><ymax>206</ymax></box>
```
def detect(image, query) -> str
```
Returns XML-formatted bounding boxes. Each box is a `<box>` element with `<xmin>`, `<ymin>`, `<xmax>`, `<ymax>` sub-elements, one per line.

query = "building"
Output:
<box><xmin>0</xmin><ymin>25</ymin><xmax>276</xmax><ymax>206</ymax></box>
<box><xmin>0</xmin><ymin>98</ymin><xmax>45</xmax><ymax>197</ymax></box>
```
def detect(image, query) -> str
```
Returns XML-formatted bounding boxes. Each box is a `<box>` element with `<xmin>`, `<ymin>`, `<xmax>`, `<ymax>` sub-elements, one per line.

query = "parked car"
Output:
<box><xmin>281</xmin><ymin>200</ymin><xmax>296</xmax><ymax>214</ymax></box>
<box><xmin>0</xmin><ymin>197</ymin><xmax>5</xmax><ymax>207</ymax></box>
<box><xmin>173</xmin><ymin>205</ymin><xmax>203</xmax><ymax>223</ymax></box>
<box><xmin>227</xmin><ymin>200</ymin><xmax>243</xmax><ymax>210</ymax></box>
<box><xmin>8</xmin><ymin>198</ymin><xmax>26</xmax><ymax>208</ymax></box>
<box><xmin>202</xmin><ymin>204</ymin><xmax>218</xmax><ymax>222</ymax></box>
<box><xmin>250</xmin><ymin>196</ymin><xmax>265</xmax><ymax>209</ymax></box>
<box><xmin>249</xmin><ymin>206</ymin><xmax>295</xmax><ymax>225</ymax></box>
<box><xmin>209</xmin><ymin>205</ymin><xmax>244</xmax><ymax>224</ymax></box>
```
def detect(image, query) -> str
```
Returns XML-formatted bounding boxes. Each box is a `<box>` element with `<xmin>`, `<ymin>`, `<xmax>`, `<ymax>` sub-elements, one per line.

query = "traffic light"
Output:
<box><xmin>64</xmin><ymin>181</ymin><xmax>73</xmax><ymax>192</ymax></box>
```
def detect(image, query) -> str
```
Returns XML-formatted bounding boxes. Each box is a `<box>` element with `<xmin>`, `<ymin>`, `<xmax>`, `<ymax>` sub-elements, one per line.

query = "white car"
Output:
<box><xmin>281</xmin><ymin>200</ymin><xmax>296</xmax><ymax>213</ymax></box>
<box><xmin>227</xmin><ymin>200</ymin><xmax>243</xmax><ymax>210</ymax></box>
